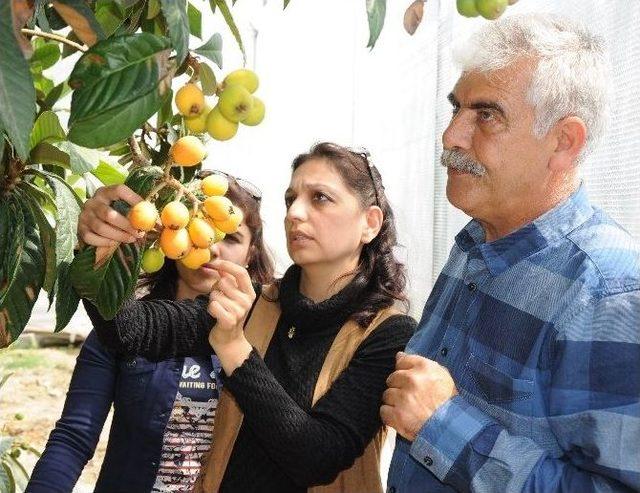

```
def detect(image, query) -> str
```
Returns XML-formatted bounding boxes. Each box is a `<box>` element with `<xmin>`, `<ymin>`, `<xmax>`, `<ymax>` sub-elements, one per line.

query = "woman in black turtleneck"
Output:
<box><xmin>81</xmin><ymin>142</ymin><xmax>416</xmax><ymax>493</ymax></box>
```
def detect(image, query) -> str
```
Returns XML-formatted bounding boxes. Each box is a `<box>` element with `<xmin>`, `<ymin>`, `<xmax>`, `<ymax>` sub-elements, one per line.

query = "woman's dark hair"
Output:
<box><xmin>138</xmin><ymin>178</ymin><xmax>275</xmax><ymax>299</ymax></box>
<box><xmin>289</xmin><ymin>142</ymin><xmax>408</xmax><ymax>327</ymax></box>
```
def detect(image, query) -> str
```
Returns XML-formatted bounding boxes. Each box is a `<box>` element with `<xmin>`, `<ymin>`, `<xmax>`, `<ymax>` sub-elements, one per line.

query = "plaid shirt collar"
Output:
<box><xmin>455</xmin><ymin>183</ymin><xmax>595</xmax><ymax>276</ymax></box>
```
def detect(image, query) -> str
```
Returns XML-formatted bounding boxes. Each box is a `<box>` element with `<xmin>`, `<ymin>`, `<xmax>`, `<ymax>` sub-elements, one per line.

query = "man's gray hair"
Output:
<box><xmin>455</xmin><ymin>13</ymin><xmax>609</xmax><ymax>160</ymax></box>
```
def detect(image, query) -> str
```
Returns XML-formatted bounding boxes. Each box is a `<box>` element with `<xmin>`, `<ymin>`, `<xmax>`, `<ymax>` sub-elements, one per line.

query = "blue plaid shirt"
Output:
<box><xmin>387</xmin><ymin>185</ymin><xmax>640</xmax><ymax>492</ymax></box>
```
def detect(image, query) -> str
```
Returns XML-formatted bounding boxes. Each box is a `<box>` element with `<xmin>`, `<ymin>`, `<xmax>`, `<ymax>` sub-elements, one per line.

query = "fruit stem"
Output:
<box><xmin>166</xmin><ymin>177</ymin><xmax>200</xmax><ymax>215</ymax></box>
<box><xmin>21</xmin><ymin>28</ymin><xmax>88</xmax><ymax>52</ymax></box>
<box><xmin>129</xmin><ymin>136</ymin><xmax>151</xmax><ymax>168</ymax></box>
<box><xmin>146</xmin><ymin>181</ymin><xmax>167</xmax><ymax>201</ymax></box>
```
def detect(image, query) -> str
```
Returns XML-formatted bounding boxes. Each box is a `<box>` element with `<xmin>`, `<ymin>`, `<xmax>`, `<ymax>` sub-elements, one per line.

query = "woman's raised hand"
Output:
<box><xmin>207</xmin><ymin>259</ymin><xmax>256</xmax><ymax>373</ymax></box>
<box><xmin>77</xmin><ymin>185</ymin><xmax>144</xmax><ymax>247</ymax></box>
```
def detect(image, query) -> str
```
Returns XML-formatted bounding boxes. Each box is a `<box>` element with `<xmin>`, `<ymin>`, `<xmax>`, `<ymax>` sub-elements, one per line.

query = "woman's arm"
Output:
<box><xmin>85</xmin><ymin>296</ymin><xmax>214</xmax><ymax>361</ymax></box>
<box><xmin>26</xmin><ymin>332</ymin><xmax>116</xmax><ymax>493</ymax></box>
<box><xmin>223</xmin><ymin>315</ymin><xmax>416</xmax><ymax>486</ymax></box>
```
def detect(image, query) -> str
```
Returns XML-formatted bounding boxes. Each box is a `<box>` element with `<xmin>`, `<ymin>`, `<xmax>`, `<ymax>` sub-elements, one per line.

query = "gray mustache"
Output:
<box><xmin>440</xmin><ymin>149</ymin><xmax>487</xmax><ymax>176</ymax></box>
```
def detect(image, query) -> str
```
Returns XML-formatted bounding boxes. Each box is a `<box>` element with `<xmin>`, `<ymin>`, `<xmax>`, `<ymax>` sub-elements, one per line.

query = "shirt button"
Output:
<box><xmin>423</xmin><ymin>456</ymin><xmax>433</xmax><ymax>466</ymax></box>
<box><xmin>467</xmin><ymin>282</ymin><xmax>477</xmax><ymax>292</ymax></box>
<box><xmin>389</xmin><ymin>488</ymin><xmax>397</xmax><ymax>493</ymax></box>
<box><xmin>440</xmin><ymin>347</ymin><xmax>448</xmax><ymax>357</ymax></box>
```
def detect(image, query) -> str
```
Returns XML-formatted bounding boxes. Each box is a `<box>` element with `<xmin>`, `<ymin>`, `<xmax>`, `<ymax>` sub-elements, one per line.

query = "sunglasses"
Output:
<box><xmin>196</xmin><ymin>169</ymin><xmax>262</xmax><ymax>203</ymax></box>
<box><xmin>348</xmin><ymin>146</ymin><xmax>382</xmax><ymax>207</ymax></box>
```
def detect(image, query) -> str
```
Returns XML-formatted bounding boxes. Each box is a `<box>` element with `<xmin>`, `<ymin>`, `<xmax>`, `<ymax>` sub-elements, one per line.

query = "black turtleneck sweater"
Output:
<box><xmin>86</xmin><ymin>266</ymin><xmax>416</xmax><ymax>492</ymax></box>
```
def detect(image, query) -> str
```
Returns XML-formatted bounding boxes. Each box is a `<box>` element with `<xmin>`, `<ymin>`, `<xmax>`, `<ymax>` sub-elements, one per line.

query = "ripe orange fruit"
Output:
<box><xmin>188</xmin><ymin>217</ymin><xmax>216</xmax><ymax>248</ymax></box>
<box><xmin>201</xmin><ymin>174</ymin><xmax>229</xmax><ymax>196</ymax></box>
<box><xmin>161</xmin><ymin>201</ymin><xmax>190</xmax><ymax>230</ymax></box>
<box><xmin>180</xmin><ymin>246</ymin><xmax>211</xmax><ymax>269</ymax></box>
<box><xmin>128</xmin><ymin>201</ymin><xmax>158</xmax><ymax>232</ymax></box>
<box><xmin>159</xmin><ymin>228</ymin><xmax>192</xmax><ymax>259</ymax></box>
<box><xmin>215</xmin><ymin>206</ymin><xmax>243</xmax><ymax>234</ymax></box>
<box><xmin>170</xmin><ymin>136</ymin><xmax>206</xmax><ymax>167</ymax></box>
<box><xmin>203</xmin><ymin>196</ymin><xmax>233</xmax><ymax>222</ymax></box>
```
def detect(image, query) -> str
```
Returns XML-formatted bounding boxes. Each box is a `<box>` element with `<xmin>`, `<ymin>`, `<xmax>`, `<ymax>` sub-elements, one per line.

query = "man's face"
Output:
<box><xmin>442</xmin><ymin>61</ymin><xmax>555</xmax><ymax>230</ymax></box>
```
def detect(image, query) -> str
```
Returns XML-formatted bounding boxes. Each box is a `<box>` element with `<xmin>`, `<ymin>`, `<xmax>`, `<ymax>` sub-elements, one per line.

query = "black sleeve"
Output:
<box><xmin>222</xmin><ymin>314</ymin><xmax>416</xmax><ymax>486</ymax></box>
<box><xmin>83</xmin><ymin>296</ymin><xmax>214</xmax><ymax>361</ymax></box>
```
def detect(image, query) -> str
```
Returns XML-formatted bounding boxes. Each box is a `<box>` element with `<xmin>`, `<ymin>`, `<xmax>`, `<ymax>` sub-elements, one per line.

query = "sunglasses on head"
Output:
<box><xmin>347</xmin><ymin>146</ymin><xmax>382</xmax><ymax>207</ymax></box>
<box><xmin>196</xmin><ymin>169</ymin><xmax>262</xmax><ymax>203</ymax></box>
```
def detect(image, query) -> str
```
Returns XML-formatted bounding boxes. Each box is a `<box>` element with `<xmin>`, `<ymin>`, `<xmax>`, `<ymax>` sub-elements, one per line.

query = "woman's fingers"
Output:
<box><xmin>209</xmin><ymin>260</ymin><xmax>254</xmax><ymax>295</ymax></box>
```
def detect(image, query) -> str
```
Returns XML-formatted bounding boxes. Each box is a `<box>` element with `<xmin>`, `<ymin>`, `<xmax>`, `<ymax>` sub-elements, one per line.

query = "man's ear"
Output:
<box><xmin>548</xmin><ymin>116</ymin><xmax>587</xmax><ymax>172</ymax></box>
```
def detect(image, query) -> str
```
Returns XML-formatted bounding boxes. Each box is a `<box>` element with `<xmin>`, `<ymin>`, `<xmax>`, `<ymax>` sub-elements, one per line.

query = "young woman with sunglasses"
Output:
<box><xmin>27</xmin><ymin>177</ymin><xmax>274</xmax><ymax>493</ymax></box>
<box><xmin>47</xmin><ymin>143</ymin><xmax>416</xmax><ymax>492</ymax></box>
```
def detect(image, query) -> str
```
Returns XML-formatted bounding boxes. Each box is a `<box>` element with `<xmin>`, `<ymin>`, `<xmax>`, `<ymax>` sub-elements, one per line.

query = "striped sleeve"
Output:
<box><xmin>409</xmin><ymin>289</ymin><xmax>640</xmax><ymax>492</ymax></box>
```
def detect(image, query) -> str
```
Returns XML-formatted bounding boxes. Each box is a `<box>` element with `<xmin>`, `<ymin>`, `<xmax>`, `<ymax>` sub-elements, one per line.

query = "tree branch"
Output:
<box><xmin>20</xmin><ymin>28</ymin><xmax>87</xmax><ymax>53</ymax></box>
<box><xmin>128</xmin><ymin>136</ymin><xmax>151</xmax><ymax>168</ymax></box>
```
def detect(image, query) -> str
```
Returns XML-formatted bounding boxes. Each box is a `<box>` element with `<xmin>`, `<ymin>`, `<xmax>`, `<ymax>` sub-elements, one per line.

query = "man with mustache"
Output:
<box><xmin>383</xmin><ymin>13</ymin><xmax>640</xmax><ymax>492</ymax></box>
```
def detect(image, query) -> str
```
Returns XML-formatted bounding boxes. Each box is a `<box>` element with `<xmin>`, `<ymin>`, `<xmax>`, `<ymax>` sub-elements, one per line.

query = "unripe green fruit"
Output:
<box><xmin>141</xmin><ymin>248</ymin><xmax>165</xmax><ymax>273</ymax></box>
<box><xmin>206</xmin><ymin>106</ymin><xmax>239</xmax><ymax>141</ymax></box>
<box><xmin>476</xmin><ymin>0</ymin><xmax>508</xmax><ymax>20</ymax></box>
<box><xmin>218</xmin><ymin>84</ymin><xmax>254</xmax><ymax>122</ymax></box>
<box><xmin>241</xmin><ymin>96</ymin><xmax>265</xmax><ymax>126</ymax></box>
<box><xmin>223</xmin><ymin>69</ymin><xmax>259</xmax><ymax>93</ymax></box>
<box><xmin>457</xmin><ymin>0</ymin><xmax>479</xmax><ymax>17</ymax></box>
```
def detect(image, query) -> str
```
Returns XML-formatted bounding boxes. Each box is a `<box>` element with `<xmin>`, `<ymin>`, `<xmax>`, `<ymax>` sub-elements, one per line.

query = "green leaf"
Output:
<box><xmin>30</xmin><ymin>111</ymin><xmax>66</xmax><ymax>150</ymax></box>
<box><xmin>5</xmin><ymin>454</ymin><xmax>28</xmax><ymax>491</ymax></box>
<box><xmin>52</xmin><ymin>0</ymin><xmax>106</xmax><ymax>47</ymax></box>
<box><xmin>30</xmin><ymin>142</ymin><xmax>71</xmax><ymax>169</ymax></box>
<box><xmin>69</xmin><ymin>90</ymin><xmax>171</xmax><ymax>148</ymax></box>
<box><xmin>366</xmin><ymin>0</ymin><xmax>386</xmax><ymax>49</ymax></box>
<box><xmin>67</xmin><ymin>33</ymin><xmax>174</xmax><ymax>148</ymax></box>
<box><xmin>209</xmin><ymin>0</ymin><xmax>216</xmax><ymax>14</ymax></box>
<box><xmin>199</xmin><ymin>63</ymin><xmax>218</xmax><ymax>96</ymax></box>
<box><xmin>53</xmin><ymin>141</ymin><xmax>102</xmax><ymax>174</ymax></box>
<box><xmin>194</xmin><ymin>33</ymin><xmax>223</xmax><ymax>70</ymax></box>
<box><xmin>95</xmin><ymin>1</ymin><xmax>127</xmax><ymax>37</ymax></box>
<box><xmin>161</xmin><ymin>0</ymin><xmax>190</xmax><ymax>64</ymax></box>
<box><xmin>188</xmin><ymin>2</ymin><xmax>202</xmax><ymax>39</ymax></box>
<box><xmin>147</xmin><ymin>0</ymin><xmax>161</xmax><ymax>19</ymax></box>
<box><xmin>284</xmin><ymin>0</ymin><xmax>291</xmax><ymax>8</ymax></box>
<box><xmin>68</xmin><ymin>33</ymin><xmax>172</xmax><ymax>124</ymax></box>
<box><xmin>0</xmin><ymin>373</ymin><xmax>12</xmax><ymax>390</ymax></box>
<box><xmin>41</xmin><ymin>82</ymin><xmax>72</xmax><ymax>111</ymax></box>
<box><xmin>45</xmin><ymin>4</ymin><xmax>68</xmax><ymax>30</ymax></box>
<box><xmin>91</xmin><ymin>159</ymin><xmax>129</xmax><ymax>186</ymax></box>
<box><xmin>37</xmin><ymin>171</ymin><xmax>82</xmax><ymax>330</ymax></box>
<box><xmin>70</xmin><ymin>241</ymin><xmax>144</xmax><ymax>320</ymax></box>
<box><xmin>0</xmin><ymin>1</ymin><xmax>37</xmax><ymax>160</ymax></box>
<box><xmin>33</xmin><ymin>73</ymin><xmax>55</xmax><ymax>99</ymax></box>
<box><xmin>0</xmin><ymin>199</ymin><xmax>25</xmax><ymax>307</ymax></box>
<box><xmin>0</xmin><ymin>461</ymin><xmax>14</xmax><ymax>493</ymax></box>
<box><xmin>0</xmin><ymin>194</ymin><xmax>45</xmax><ymax>347</ymax></box>
<box><xmin>214</xmin><ymin>0</ymin><xmax>245</xmax><ymax>64</ymax></box>
<box><xmin>126</xmin><ymin>165</ymin><xmax>165</xmax><ymax>197</ymax></box>
<box><xmin>157</xmin><ymin>88</ymin><xmax>174</xmax><ymax>127</ymax></box>
<box><xmin>18</xmin><ymin>182</ymin><xmax>57</xmax><ymax>295</ymax></box>
<box><xmin>30</xmin><ymin>43</ymin><xmax>61</xmax><ymax>72</ymax></box>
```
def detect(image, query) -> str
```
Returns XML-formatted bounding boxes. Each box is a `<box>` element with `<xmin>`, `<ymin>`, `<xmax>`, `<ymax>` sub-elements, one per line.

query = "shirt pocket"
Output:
<box><xmin>463</xmin><ymin>353</ymin><xmax>534</xmax><ymax>405</ymax></box>
<box><xmin>115</xmin><ymin>358</ymin><xmax>158</xmax><ymax>405</ymax></box>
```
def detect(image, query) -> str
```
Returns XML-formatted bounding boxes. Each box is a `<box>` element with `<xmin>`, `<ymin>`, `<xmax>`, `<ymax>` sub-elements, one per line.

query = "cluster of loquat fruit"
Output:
<box><xmin>176</xmin><ymin>68</ymin><xmax>265</xmax><ymax>141</ymax></box>
<box><xmin>128</xmin><ymin>160</ymin><xmax>242</xmax><ymax>273</ymax></box>
<box><xmin>457</xmin><ymin>0</ymin><xmax>518</xmax><ymax>19</ymax></box>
